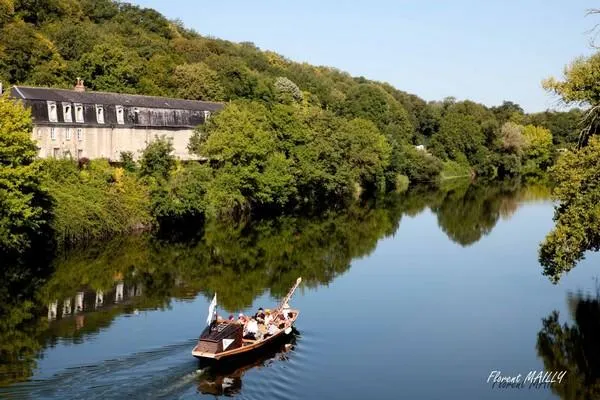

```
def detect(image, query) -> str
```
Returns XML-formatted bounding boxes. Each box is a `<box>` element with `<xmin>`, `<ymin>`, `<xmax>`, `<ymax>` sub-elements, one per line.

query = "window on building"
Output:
<box><xmin>50</xmin><ymin>127</ymin><xmax>56</xmax><ymax>140</ymax></box>
<box><xmin>77</xmin><ymin>128</ymin><xmax>83</xmax><ymax>141</ymax></box>
<box><xmin>96</xmin><ymin>105</ymin><xmax>105</xmax><ymax>124</ymax></box>
<box><xmin>53</xmin><ymin>148</ymin><xmax>60</xmax><ymax>158</ymax></box>
<box><xmin>62</xmin><ymin>103</ymin><xmax>72</xmax><ymax>122</ymax></box>
<box><xmin>75</xmin><ymin>104</ymin><xmax>84</xmax><ymax>123</ymax></box>
<box><xmin>65</xmin><ymin>128</ymin><xmax>71</xmax><ymax>141</ymax></box>
<box><xmin>37</xmin><ymin>129</ymin><xmax>42</xmax><ymax>139</ymax></box>
<box><xmin>77</xmin><ymin>149</ymin><xmax>83</xmax><ymax>159</ymax></box>
<box><xmin>116</xmin><ymin>105</ymin><xmax>124</xmax><ymax>124</ymax></box>
<box><xmin>48</xmin><ymin>101</ymin><xmax>58</xmax><ymax>122</ymax></box>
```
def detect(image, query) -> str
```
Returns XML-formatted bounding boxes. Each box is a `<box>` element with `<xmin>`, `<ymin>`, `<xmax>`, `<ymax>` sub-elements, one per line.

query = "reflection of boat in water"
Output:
<box><xmin>197</xmin><ymin>330</ymin><xmax>298</xmax><ymax>396</ymax></box>
<box><xmin>192</xmin><ymin>278</ymin><xmax>301</xmax><ymax>361</ymax></box>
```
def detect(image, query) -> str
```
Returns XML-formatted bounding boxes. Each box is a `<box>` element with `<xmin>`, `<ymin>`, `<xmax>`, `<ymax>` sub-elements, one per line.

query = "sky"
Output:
<box><xmin>131</xmin><ymin>0</ymin><xmax>595</xmax><ymax>113</ymax></box>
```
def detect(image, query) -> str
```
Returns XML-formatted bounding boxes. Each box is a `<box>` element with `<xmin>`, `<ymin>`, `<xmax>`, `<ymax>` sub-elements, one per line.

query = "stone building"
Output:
<box><xmin>8</xmin><ymin>80</ymin><xmax>224</xmax><ymax>161</ymax></box>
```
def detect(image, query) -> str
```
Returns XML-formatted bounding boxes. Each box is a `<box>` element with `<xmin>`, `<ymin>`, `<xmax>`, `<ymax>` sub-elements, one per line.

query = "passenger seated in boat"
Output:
<box><xmin>255</xmin><ymin>307</ymin><xmax>265</xmax><ymax>322</ymax></box>
<box><xmin>264</xmin><ymin>323</ymin><xmax>279</xmax><ymax>339</ymax></box>
<box><xmin>228</xmin><ymin>314</ymin><xmax>235</xmax><ymax>321</ymax></box>
<box><xmin>264</xmin><ymin>309</ymin><xmax>273</xmax><ymax>325</ymax></box>
<box><xmin>244</xmin><ymin>318</ymin><xmax>258</xmax><ymax>340</ymax></box>
<box><xmin>237</xmin><ymin>313</ymin><xmax>246</xmax><ymax>324</ymax></box>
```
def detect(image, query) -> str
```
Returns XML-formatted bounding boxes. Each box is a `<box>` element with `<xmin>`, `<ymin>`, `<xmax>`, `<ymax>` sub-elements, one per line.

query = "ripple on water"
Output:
<box><xmin>0</xmin><ymin>339</ymin><xmax>200</xmax><ymax>400</ymax></box>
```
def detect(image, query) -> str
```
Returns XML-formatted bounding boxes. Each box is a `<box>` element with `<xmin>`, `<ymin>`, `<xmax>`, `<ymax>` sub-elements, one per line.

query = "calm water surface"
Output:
<box><xmin>1</xmin><ymin>182</ymin><xmax>599</xmax><ymax>400</ymax></box>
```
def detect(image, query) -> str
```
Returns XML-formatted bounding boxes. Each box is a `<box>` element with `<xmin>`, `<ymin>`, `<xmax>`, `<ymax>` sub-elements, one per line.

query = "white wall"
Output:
<box><xmin>32</xmin><ymin>125</ymin><xmax>200</xmax><ymax>161</ymax></box>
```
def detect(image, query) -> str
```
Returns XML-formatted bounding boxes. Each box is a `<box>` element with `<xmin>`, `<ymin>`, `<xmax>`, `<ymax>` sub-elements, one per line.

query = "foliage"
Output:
<box><xmin>190</xmin><ymin>101</ymin><xmax>391</xmax><ymax>214</ymax></box>
<box><xmin>150</xmin><ymin>162</ymin><xmax>212</xmax><ymax>229</ymax></box>
<box><xmin>429</xmin><ymin>111</ymin><xmax>484</xmax><ymax>165</ymax></box>
<box><xmin>394</xmin><ymin>145</ymin><xmax>442</xmax><ymax>185</ymax></box>
<box><xmin>0</xmin><ymin>94</ymin><xmax>50</xmax><ymax>255</ymax></box>
<box><xmin>172</xmin><ymin>62</ymin><xmax>224</xmax><ymax>101</ymax></box>
<box><xmin>441</xmin><ymin>160</ymin><xmax>471</xmax><ymax>179</ymax></box>
<box><xmin>539</xmin><ymin>137</ymin><xmax>600</xmax><ymax>282</ymax></box>
<box><xmin>526</xmin><ymin>109</ymin><xmax>582</xmax><ymax>147</ymax></box>
<box><xmin>543</xmin><ymin>53</ymin><xmax>600</xmax><ymax>105</ymax></box>
<box><xmin>42</xmin><ymin>159</ymin><xmax>151</xmax><ymax>246</ymax></box>
<box><xmin>119</xmin><ymin>151</ymin><xmax>136</xmax><ymax>172</ymax></box>
<box><xmin>274</xmin><ymin>76</ymin><xmax>303</xmax><ymax>103</ymax></box>
<box><xmin>521</xmin><ymin>125</ymin><xmax>554</xmax><ymax>175</ymax></box>
<box><xmin>139</xmin><ymin>136</ymin><xmax>175</xmax><ymax>180</ymax></box>
<box><xmin>500</xmin><ymin>121</ymin><xmax>525</xmax><ymax>153</ymax></box>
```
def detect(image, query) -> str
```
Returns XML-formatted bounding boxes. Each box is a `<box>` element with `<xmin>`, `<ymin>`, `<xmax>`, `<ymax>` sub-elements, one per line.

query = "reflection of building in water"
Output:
<box><xmin>75</xmin><ymin>292</ymin><xmax>84</xmax><ymax>313</ymax></box>
<box><xmin>63</xmin><ymin>299</ymin><xmax>71</xmax><ymax>315</ymax></box>
<box><xmin>115</xmin><ymin>282</ymin><xmax>124</xmax><ymax>303</ymax></box>
<box><xmin>48</xmin><ymin>301</ymin><xmax>57</xmax><ymax>320</ymax></box>
<box><xmin>46</xmin><ymin>282</ymin><xmax>143</xmax><ymax>321</ymax></box>
<box><xmin>95</xmin><ymin>291</ymin><xmax>103</xmax><ymax>309</ymax></box>
<box><xmin>75</xmin><ymin>314</ymin><xmax>85</xmax><ymax>330</ymax></box>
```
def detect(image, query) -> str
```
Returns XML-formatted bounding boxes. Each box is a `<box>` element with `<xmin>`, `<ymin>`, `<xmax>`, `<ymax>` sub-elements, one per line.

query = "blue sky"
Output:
<box><xmin>132</xmin><ymin>0</ymin><xmax>594</xmax><ymax>112</ymax></box>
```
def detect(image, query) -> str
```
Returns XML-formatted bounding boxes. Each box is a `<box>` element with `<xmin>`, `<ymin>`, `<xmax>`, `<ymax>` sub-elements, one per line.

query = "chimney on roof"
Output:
<box><xmin>74</xmin><ymin>78</ymin><xmax>85</xmax><ymax>92</ymax></box>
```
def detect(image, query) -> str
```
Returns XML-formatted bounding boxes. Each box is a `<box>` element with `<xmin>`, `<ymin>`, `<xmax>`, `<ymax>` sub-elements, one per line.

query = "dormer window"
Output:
<box><xmin>116</xmin><ymin>105</ymin><xmax>124</xmax><ymax>124</ymax></box>
<box><xmin>203</xmin><ymin>110</ymin><xmax>211</xmax><ymax>120</ymax></box>
<box><xmin>96</xmin><ymin>105</ymin><xmax>104</xmax><ymax>124</ymax></box>
<box><xmin>75</xmin><ymin>104</ymin><xmax>84</xmax><ymax>123</ymax></box>
<box><xmin>62</xmin><ymin>103</ymin><xmax>72</xmax><ymax>122</ymax></box>
<box><xmin>47</xmin><ymin>101</ymin><xmax>57</xmax><ymax>122</ymax></box>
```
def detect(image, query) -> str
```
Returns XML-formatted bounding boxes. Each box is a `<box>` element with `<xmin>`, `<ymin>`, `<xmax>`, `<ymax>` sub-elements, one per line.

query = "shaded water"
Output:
<box><xmin>1</xmin><ymin>181</ymin><xmax>599</xmax><ymax>399</ymax></box>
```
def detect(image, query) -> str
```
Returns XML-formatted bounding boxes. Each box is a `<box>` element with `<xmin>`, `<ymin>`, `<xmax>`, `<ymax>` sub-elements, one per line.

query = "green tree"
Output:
<box><xmin>0</xmin><ymin>0</ymin><xmax>14</xmax><ymax>26</ymax></box>
<box><xmin>151</xmin><ymin>163</ymin><xmax>212</xmax><ymax>229</ymax></box>
<box><xmin>0</xmin><ymin>20</ymin><xmax>55</xmax><ymax>83</ymax></box>
<box><xmin>172</xmin><ymin>62</ymin><xmax>224</xmax><ymax>101</ymax></box>
<box><xmin>274</xmin><ymin>76</ymin><xmax>303</xmax><ymax>104</ymax></box>
<box><xmin>491</xmin><ymin>101</ymin><xmax>525</xmax><ymax>125</ymax></box>
<box><xmin>429</xmin><ymin>110</ymin><xmax>485</xmax><ymax>165</ymax></box>
<box><xmin>500</xmin><ymin>121</ymin><xmax>525</xmax><ymax>153</ymax></box>
<box><xmin>539</xmin><ymin>136</ymin><xmax>600</xmax><ymax>282</ymax></box>
<box><xmin>77</xmin><ymin>43</ymin><xmax>143</xmax><ymax>93</ymax></box>
<box><xmin>0</xmin><ymin>94</ymin><xmax>49</xmax><ymax>254</ymax></box>
<box><xmin>521</xmin><ymin>125</ymin><xmax>554</xmax><ymax>174</ymax></box>
<box><xmin>139</xmin><ymin>136</ymin><xmax>176</xmax><ymax>180</ymax></box>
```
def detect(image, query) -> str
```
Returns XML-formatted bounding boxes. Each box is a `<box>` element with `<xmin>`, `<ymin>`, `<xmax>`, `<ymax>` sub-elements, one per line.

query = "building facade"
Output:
<box><xmin>10</xmin><ymin>81</ymin><xmax>224</xmax><ymax>161</ymax></box>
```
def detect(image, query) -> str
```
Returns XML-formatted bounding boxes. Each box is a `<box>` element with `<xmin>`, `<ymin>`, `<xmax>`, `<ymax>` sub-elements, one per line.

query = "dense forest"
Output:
<box><xmin>0</xmin><ymin>0</ymin><xmax>585</xmax><ymax>260</ymax></box>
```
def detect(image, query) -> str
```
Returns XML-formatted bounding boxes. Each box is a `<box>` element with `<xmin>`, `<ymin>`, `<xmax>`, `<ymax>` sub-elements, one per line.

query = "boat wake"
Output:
<box><xmin>0</xmin><ymin>340</ymin><xmax>201</xmax><ymax>400</ymax></box>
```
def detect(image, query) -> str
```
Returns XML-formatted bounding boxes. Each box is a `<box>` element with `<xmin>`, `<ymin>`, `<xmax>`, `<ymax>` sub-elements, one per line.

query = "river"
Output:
<box><xmin>1</xmin><ymin>180</ymin><xmax>598</xmax><ymax>400</ymax></box>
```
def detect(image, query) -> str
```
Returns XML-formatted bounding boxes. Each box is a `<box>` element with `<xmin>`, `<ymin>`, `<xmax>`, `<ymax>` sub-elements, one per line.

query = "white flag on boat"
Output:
<box><xmin>206</xmin><ymin>293</ymin><xmax>217</xmax><ymax>326</ymax></box>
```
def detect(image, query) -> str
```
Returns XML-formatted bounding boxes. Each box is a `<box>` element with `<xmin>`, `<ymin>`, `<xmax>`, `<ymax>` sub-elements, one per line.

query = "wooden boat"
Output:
<box><xmin>192</xmin><ymin>277</ymin><xmax>302</xmax><ymax>361</ymax></box>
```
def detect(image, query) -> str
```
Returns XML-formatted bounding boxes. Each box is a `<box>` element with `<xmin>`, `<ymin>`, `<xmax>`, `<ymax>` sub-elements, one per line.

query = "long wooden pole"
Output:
<box><xmin>274</xmin><ymin>277</ymin><xmax>302</xmax><ymax>317</ymax></box>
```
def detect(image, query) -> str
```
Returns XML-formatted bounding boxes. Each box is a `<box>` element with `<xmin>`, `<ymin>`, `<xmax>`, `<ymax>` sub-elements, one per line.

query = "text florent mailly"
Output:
<box><xmin>487</xmin><ymin>370</ymin><xmax>567</xmax><ymax>389</ymax></box>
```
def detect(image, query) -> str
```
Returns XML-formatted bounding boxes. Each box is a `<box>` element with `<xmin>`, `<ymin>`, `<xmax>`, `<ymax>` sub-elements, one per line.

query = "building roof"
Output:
<box><xmin>11</xmin><ymin>86</ymin><xmax>224</xmax><ymax>112</ymax></box>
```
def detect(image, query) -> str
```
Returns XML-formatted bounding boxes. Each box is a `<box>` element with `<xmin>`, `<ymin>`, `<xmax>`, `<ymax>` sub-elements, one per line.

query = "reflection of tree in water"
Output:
<box><xmin>0</xmin><ymin>182</ymin><xmax>550</xmax><ymax>387</ymax></box>
<box><xmin>537</xmin><ymin>290</ymin><xmax>600</xmax><ymax>399</ymax></box>
<box><xmin>0</xmin><ymin>200</ymin><xmax>402</xmax><ymax>386</ymax></box>
<box><xmin>400</xmin><ymin>179</ymin><xmax>550</xmax><ymax>247</ymax></box>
